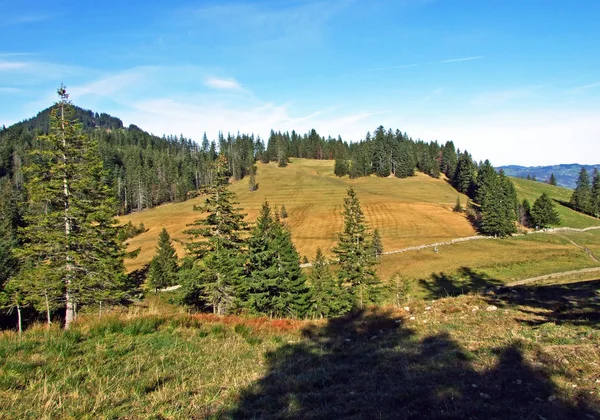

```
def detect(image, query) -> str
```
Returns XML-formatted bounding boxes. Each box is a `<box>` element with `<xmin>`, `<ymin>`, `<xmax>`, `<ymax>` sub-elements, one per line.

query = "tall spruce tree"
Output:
<box><xmin>332</xmin><ymin>186</ymin><xmax>381</xmax><ymax>309</ymax></box>
<box><xmin>309</xmin><ymin>248</ymin><xmax>350</xmax><ymax>318</ymax></box>
<box><xmin>372</xmin><ymin>229</ymin><xmax>383</xmax><ymax>260</ymax></box>
<box><xmin>18</xmin><ymin>86</ymin><xmax>128</xmax><ymax>328</ymax></box>
<box><xmin>245</xmin><ymin>201</ymin><xmax>311</xmax><ymax>318</ymax></box>
<box><xmin>548</xmin><ymin>173</ymin><xmax>557</xmax><ymax>186</ymax></box>
<box><xmin>183</xmin><ymin>155</ymin><xmax>248</xmax><ymax>314</ymax></box>
<box><xmin>148</xmin><ymin>228</ymin><xmax>179</xmax><ymax>292</ymax></box>
<box><xmin>530</xmin><ymin>193</ymin><xmax>560</xmax><ymax>228</ymax></box>
<box><xmin>479</xmin><ymin>172</ymin><xmax>517</xmax><ymax>237</ymax></box>
<box><xmin>591</xmin><ymin>169</ymin><xmax>600</xmax><ymax>217</ymax></box>
<box><xmin>570</xmin><ymin>168</ymin><xmax>592</xmax><ymax>214</ymax></box>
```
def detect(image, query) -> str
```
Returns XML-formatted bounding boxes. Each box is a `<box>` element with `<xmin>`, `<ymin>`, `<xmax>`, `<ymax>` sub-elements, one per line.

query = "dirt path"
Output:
<box><xmin>558</xmin><ymin>235</ymin><xmax>599</xmax><ymax>263</ymax></box>
<box><xmin>505</xmin><ymin>266</ymin><xmax>600</xmax><ymax>287</ymax></box>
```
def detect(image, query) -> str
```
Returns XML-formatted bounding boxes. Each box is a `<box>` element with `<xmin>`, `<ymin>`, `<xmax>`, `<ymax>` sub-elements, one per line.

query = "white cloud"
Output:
<box><xmin>566</xmin><ymin>82</ymin><xmax>600</xmax><ymax>94</ymax></box>
<box><xmin>470</xmin><ymin>86</ymin><xmax>542</xmax><ymax>107</ymax></box>
<box><xmin>440</xmin><ymin>56</ymin><xmax>484</xmax><ymax>63</ymax></box>
<box><xmin>204</xmin><ymin>77</ymin><xmax>242</xmax><ymax>90</ymax></box>
<box><xmin>0</xmin><ymin>61</ymin><xmax>27</xmax><ymax>70</ymax></box>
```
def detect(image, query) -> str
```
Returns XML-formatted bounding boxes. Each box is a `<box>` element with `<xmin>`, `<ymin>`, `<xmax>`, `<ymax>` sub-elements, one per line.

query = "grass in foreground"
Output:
<box><xmin>1</xmin><ymin>287</ymin><xmax>599</xmax><ymax>419</ymax></box>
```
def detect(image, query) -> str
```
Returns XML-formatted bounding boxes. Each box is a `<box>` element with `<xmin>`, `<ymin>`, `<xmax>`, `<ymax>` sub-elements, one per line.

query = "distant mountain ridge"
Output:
<box><xmin>497</xmin><ymin>164</ymin><xmax>600</xmax><ymax>189</ymax></box>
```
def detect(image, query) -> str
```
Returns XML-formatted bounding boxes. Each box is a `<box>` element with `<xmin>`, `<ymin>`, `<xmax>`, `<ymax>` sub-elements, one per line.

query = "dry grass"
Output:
<box><xmin>120</xmin><ymin>158</ymin><xmax>474</xmax><ymax>271</ymax></box>
<box><xmin>2</xmin><ymin>288</ymin><xmax>598</xmax><ymax>419</ymax></box>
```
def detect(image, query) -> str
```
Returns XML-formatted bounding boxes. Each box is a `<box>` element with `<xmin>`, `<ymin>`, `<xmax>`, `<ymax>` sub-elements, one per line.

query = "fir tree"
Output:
<box><xmin>530</xmin><ymin>193</ymin><xmax>560</xmax><ymax>228</ymax></box>
<box><xmin>245</xmin><ymin>201</ymin><xmax>311</xmax><ymax>318</ymax></box>
<box><xmin>18</xmin><ymin>86</ymin><xmax>129</xmax><ymax>329</ymax></box>
<box><xmin>570</xmin><ymin>168</ymin><xmax>592</xmax><ymax>214</ymax></box>
<box><xmin>309</xmin><ymin>248</ymin><xmax>351</xmax><ymax>318</ymax></box>
<box><xmin>334</xmin><ymin>158</ymin><xmax>348</xmax><ymax>177</ymax></box>
<box><xmin>183</xmin><ymin>155</ymin><xmax>248</xmax><ymax>314</ymax></box>
<box><xmin>148</xmin><ymin>228</ymin><xmax>179</xmax><ymax>292</ymax></box>
<box><xmin>518</xmin><ymin>199</ymin><xmax>532</xmax><ymax>227</ymax></box>
<box><xmin>453</xmin><ymin>196</ymin><xmax>462</xmax><ymax>212</ymax></box>
<box><xmin>591</xmin><ymin>169</ymin><xmax>600</xmax><ymax>217</ymax></box>
<box><xmin>280</xmin><ymin>204</ymin><xmax>288</xmax><ymax>219</ymax></box>
<box><xmin>248</xmin><ymin>165</ymin><xmax>258</xmax><ymax>192</ymax></box>
<box><xmin>332</xmin><ymin>186</ymin><xmax>381</xmax><ymax>309</ymax></box>
<box><xmin>548</xmin><ymin>173</ymin><xmax>557</xmax><ymax>186</ymax></box>
<box><xmin>479</xmin><ymin>172</ymin><xmax>517</xmax><ymax>237</ymax></box>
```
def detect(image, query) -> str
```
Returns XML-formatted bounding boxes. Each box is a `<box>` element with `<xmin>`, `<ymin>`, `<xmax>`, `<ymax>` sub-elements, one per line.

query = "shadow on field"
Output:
<box><xmin>420</xmin><ymin>266</ymin><xmax>503</xmax><ymax>299</ymax></box>
<box><xmin>489</xmin><ymin>279</ymin><xmax>600</xmax><ymax>327</ymax></box>
<box><xmin>227</xmin><ymin>309</ymin><xmax>598</xmax><ymax>419</ymax></box>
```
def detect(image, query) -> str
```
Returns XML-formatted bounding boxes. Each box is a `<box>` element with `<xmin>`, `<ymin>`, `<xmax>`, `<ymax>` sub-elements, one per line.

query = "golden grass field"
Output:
<box><xmin>120</xmin><ymin>159</ymin><xmax>600</xmax><ymax>285</ymax></box>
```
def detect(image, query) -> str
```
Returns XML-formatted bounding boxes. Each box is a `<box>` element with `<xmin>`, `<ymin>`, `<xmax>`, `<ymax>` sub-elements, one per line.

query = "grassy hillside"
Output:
<box><xmin>511</xmin><ymin>177</ymin><xmax>600</xmax><ymax>229</ymax></box>
<box><xmin>1</xmin><ymin>289</ymin><xmax>598</xmax><ymax>418</ymax></box>
<box><xmin>121</xmin><ymin>158</ymin><xmax>475</xmax><ymax>271</ymax></box>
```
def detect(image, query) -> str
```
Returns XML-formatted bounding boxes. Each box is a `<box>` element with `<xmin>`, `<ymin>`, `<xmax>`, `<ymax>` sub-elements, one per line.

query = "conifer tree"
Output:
<box><xmin>570</xmin><ymin>168</ymin><xmax>592</xmax><ymax>214</ymax></box>
<box><xmin>309</xmin><ymin>248</ymin><xmax>351</xmax><ymax>318</ymax></box>
<box><xmin>280</xmin><ymin>204</ymin><xmax>288</xmax><ymax>219</ymax></box>
<box><xmin>530</xmin><ymin>193</ymin><xmax>560</xmax><ymax>228</ymax></box>
<box><xmin>591</xmin><ymin>169</ymin><xmax>600</xmax><ymax>217</ymax></box>
<box><xmin>453</xmin><ymin>196</ymin><xmax>462</xmax><ymax>212</ymax></box>
<box><xmin>518</xmin><ymin>199</ymin><xmax>532</xmax><ymax>227</ymax></box>
<box><xmin>18</xmin><ymin>86</ymin><xmax>129</xmax><ymax>328</ymax></box>
<box><xmin>332</xmin><ymin>186</ymin><xmax>381</xmax><ymax>309</ymax></box>
<box><xmin>548</xmin><ymin>173</ymin><xmax>557</xmax><ymax>186</ymax></box>
<box><xmin>334</xmin><ymin>158</ymin><xmax>348</xmax><ymax>177</ymax></box>
<box><xmin>148</xmin><ymin>228</ymin><xmax>179</xmax><ymax>292</ymax></box>
<box><xmin>183</xmin><ymin>155</ymin><xmax>248</xmax><ymax>314</ymax></box>
<box><xmin>245</xmin><ymin>201</ymin><xmax>311</xmax><ymax>318</ymax></box>
<box><xmin>479</xmin><ymin>172</ymin><xmax>517</xmax><ymax>236</ymax></box>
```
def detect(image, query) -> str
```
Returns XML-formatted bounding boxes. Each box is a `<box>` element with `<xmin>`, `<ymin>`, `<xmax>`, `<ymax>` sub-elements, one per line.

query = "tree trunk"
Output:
<box><xmin>16</xmin><ymin>302</ymin><xmax>22</xmax><ymax>335</ymax></box>
<box><xmin>61</xmin><ymin>100</ymin><xmax>75</xmax><ymax>330</ymax></box>
<box><xmin>45</xmin><ymin>291</ymin><xmax>51</xmax><ymax>328</ymax></box>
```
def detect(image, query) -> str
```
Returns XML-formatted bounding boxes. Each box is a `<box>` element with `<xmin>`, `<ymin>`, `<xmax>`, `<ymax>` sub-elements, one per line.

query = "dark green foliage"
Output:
<box><xmin>117</xmin><ymin>221</ymin><xmax>147</xmax><ymax>241</ymax></box>
<box><xmin>479</xmin><ymin>171</ymin><xmax>517</xmax><ymax>237</ymax></box>
<box><xmin>248</xmin><ymin>165</ymin><xmax>258</xmax><ymax>192</ymax></box>
<box><xmin>332</xmin><ymin>187</ymin><xmax>381</xmax><ymax>309</ymax></box>
<box><xmin>548</xmin><ymin>173</ymin><xmax>557</xmax><ymax>186</ymax></box>
<box><xmin>148</xmin><ymin>229</ymin><xmax>178</xmax><ymax>292</ymax></box>
<box><xmin>16</xmin><ymin>87</ymin><xmax>130</xmax><ymax>327</ymax></box>
<box><xmin>570</xmin><ymin>168</ymin><xmax>592</xmax><ymax>214</ymax></box>
<box><xmin>530</xmin><ymin>193</ymin><xmax>560</xmax><ymax>228</ymax></box>
<box><xmin>591</xmin><ymin>169</ymin><xmax>600</xmax><ymax>217</ymax></box>
<box><xmin>518</xmin><ymin>199</ymin><xmax>532</xmax><ymax>227</ymax></box>
<box><xmin>245</xmin><ymin>201</ymin><xmax>311</xmax><ymax>318</ymax></box>
<box><xmin>309</xmin><ymin>248</ymin><xmax>351</xmax><ymax>318</ymax></box>
<box><xmin>452</xmin><ymin>151</ymin><xmax>476</xmax><ymax>194</ymax></box>
<box><xmin>334</xmin><ymin>158</ymin><xmax>348</xmax><ymax>177</ymax></box>
<box><xmin>280</xmin><ymin>205</ymin><xmax>288</xmax><ymax>219</ymax></box>
<box><xmin>474</xmin><ymin>160</ymin><xmax>497</xmax><ymax>204</ymax></box>
<box><xmin>453</xmin><ymin>196</ymin><xmax>462</xmax><ymax>213</ymax></box>
<box><xmin>441</xmin><ymin>141</ymin><xmax>458</xmax><ymax>178</ymax></box>
<box><xmin>182</xmin><ymin>155</ymin><xmax>248</xmax><ymax>314</ymax></box>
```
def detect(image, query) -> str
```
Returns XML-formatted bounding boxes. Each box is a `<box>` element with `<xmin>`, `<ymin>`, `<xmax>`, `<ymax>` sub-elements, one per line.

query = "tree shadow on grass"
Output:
<box><xmin>488</xmin><ymin>279</ymin><xmax>600</xmax><ymax>327</ymax></box>
<box><xmin>226</xmin><ymin>309</ymin><xmax>598</xmax><ymax>419</ymax></box>
<box><xmin>419</xmin><ymin>267</ymin><xmax>504</xmax><ymax>299</ymax></box>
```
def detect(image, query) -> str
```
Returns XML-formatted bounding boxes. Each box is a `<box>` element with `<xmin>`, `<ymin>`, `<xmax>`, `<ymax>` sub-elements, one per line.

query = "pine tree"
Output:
<box><xmin>309</xmin><ymin>248</ymin><xmax>351</xmax><ymax>318</ymax></box>
<box><xmin>183</xmin><ymin>155</ymin><xmax>248</xmax><ymax>314</ymax></box>
<box><xmin>518</xmin><ymin>199</ymin><xmax>532</xmax><ymax>227</ymax></box>
<box><xmin>570</xmin><ymin>168</ymin><xmax>592</xmax><ymax>214</ymax></box>
<box><xmin>548</xmin><ymin>173</ymin><xmax>557</xmax><ymax>186</ymax></box>
<box><xmin>18</xmin><ymin>86</ymin><xmax>129</xmax><ymax>329</ymax></box>
<box><xmin>530</xmin><ymin>193</ymin><xmax>560</xmax><ymax>228</ymax></box>
<box><xmin>453</xmin><ymin>196</ymin><xmax>462</xmax><ymax>212</ymax></box>
<box><xmin>591</xmin><ymin>169</ymin><xmax>600</xmax><ymax>217</ymax></box>
<box><xmin>452</xmin><ymin>151</ymin><xmax>475</xmax><ymax>195</ymax></box>
<box><xmin>248</xmin><ymin>165</ymin><xmax>258</xmax><ymax>192</ymax></box>
<box><xmin>280</xmin><ymin>204</ymin><xmax>288</xmax><ymax>219</ymax></box>
<box><xmin>479</xmin><ymin>172</ymin><xmax>517</xmax><ymax>237</ymax></box>
<box><xmin>148</xmin><ymin>228</ymin><xmax>179</xmax><ymax>292</ymax></box>
<box><xmin>245</xmin><ymin>201</ymin><xmax>311</xmax><ymax>318</ymax></box>
<box><xmin>334</xmin><ymin>158</ymin><xmax>348</xmax><ymax>177</ymax></box>
<box><xmin>332</xmin><ymin>186</ymin><xmax>381</xmax><ymax>309</ymax></box>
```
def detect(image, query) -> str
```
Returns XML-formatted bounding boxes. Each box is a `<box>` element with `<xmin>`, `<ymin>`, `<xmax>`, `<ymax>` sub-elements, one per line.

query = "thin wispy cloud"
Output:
<box><xmin>0</xmin><ymin>87</ymin><xmax>23</xmax><ymax>93</ymax></box>
<box><xmin>0</xmin><ymin>61</ymin><xmax>28</xmax><ymax>71</ymax></box>
<box><xmin>204</xmin><ymin>77</ymin><xmax>243</xmax><ymax>91</ymax></box>
<box><xmin>567</xmin><ymin>82</ymin><xmax>600</xmax><ymax>94</ymax></box>
<box><xmin>0</xmin><ymin>52</ymin><xmax>34</xmax><ymax>57</ymax></box>
<box><xmin>440</xmin><ymin>56</ymin><xmax>484</xmax><ymax>63</ymax></box>
<box><xmin>7</xmin><ymin>13</ymin><xmax>61</xmax><ymax>25</ymax></box>
<box><xmin>471</xmin><ymin>85</ymin><xmax>542</xmax><ymax>107</ymax></box>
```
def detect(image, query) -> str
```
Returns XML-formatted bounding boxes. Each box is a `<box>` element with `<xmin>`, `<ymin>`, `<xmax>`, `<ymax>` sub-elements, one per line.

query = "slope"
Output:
<box><xmin>120</xmin><ymin>158</ymin><xmax>475</xmax><ymax>270</ymax></box>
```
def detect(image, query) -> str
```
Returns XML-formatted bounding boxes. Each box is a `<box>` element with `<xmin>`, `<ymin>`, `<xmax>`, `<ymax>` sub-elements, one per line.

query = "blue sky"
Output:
<box><xmin>1</xmin><ymin>0</ymin><xmax>599</xmax><ymax>165</ymax></box>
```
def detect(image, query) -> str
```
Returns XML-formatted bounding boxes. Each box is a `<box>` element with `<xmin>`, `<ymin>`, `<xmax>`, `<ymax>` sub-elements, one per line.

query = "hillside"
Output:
<box><xmin>499</xmin><ymin>164</ymin><xmax>600</xmax><ymax>189</ymax></box>
<box><xmin>1</xmin><ymin>288</ymin><xmax>598</xmax><ymax>418</ymax></box>
<box><xmin>120</xmin><ymin>158</ymin><xmax>475</xmax><ymax>270</ymax></box>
